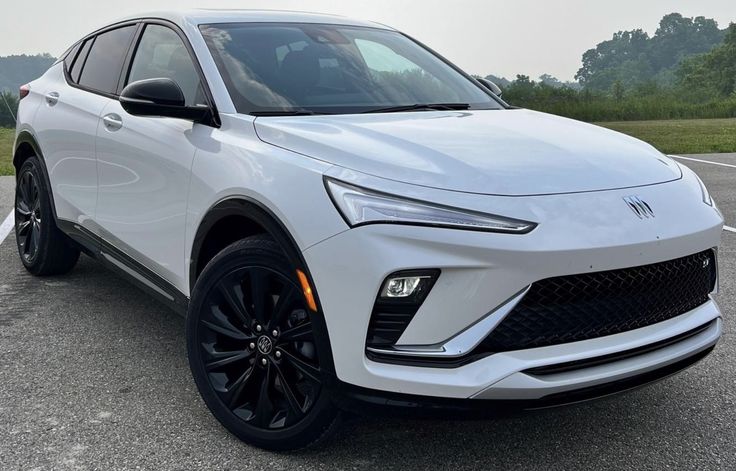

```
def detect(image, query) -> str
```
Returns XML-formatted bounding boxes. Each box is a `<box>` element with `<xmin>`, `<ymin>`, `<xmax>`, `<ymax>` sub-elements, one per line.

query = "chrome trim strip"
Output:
<box><xmin>712</xmin><ymin>246</ymin><xmax>719</xmax><ymax>294</ymax></box>
<box><xmin>366</xmin><ymin>286</ymin><xmax>531</xmax><ymax>358</ymax></box>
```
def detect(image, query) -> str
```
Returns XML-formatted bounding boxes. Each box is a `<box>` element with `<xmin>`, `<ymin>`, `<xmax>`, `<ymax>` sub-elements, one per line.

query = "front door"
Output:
<box><xmin>94</xmin><ymin>23</ymin><xmax>210</xmax><ymax>293</ymax></box>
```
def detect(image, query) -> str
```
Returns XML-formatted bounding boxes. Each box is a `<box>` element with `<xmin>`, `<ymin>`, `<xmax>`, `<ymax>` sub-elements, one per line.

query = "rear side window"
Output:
<box><xmin>69</xmin><ymin>39</ymin><xmax>93</xmax><ymax>83</ymax></box>
<box><xmin>62</xmin><ymin>42</ymin><xmax>81</xmax><ymax>71</ymax></box>
<box><xmin>78</xmin><ymin>25</ymin><xmax>137</xmax><ymax>94</ymax></box>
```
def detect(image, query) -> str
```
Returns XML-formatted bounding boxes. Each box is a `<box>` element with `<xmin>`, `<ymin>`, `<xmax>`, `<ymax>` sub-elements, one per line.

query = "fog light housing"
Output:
<box><xmin>365</xmin><ymin>270</ymin><xmax>440</xmax><ymax>347</ymax></box>
<box><xmin>381</xmin><ymin>275</ymin><xmax>430</xmax><ymax>298</ymax></box>
<box><xmin>380</xmin><ymin>271</ymin><xmax>439</xmax><ymax>302</ymax></box>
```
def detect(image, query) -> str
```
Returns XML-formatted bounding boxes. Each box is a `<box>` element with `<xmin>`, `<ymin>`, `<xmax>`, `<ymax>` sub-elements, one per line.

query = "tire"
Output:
<box><xmin>15</xmin><ymin>156</ymin><xmax>80</xmax><ymax>276</ymax></box>
<box><xmin>186</xmin><ymin>235</ymin><xmax>341</xmax><ymax>451</ymax></box>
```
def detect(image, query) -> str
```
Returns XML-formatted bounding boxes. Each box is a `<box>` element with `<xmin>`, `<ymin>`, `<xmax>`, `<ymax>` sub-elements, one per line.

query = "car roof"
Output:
<box><xmin>114</xmin><ymin>9</ymin><xmax>393</xmax><ymax>30</ymax></box>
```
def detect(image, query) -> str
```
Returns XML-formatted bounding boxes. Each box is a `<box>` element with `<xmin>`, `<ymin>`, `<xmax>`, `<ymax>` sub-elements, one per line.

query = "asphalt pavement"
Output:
<box><xmin>0</xmin><ymin>155</ymin><xmax>735</xmax><ymax>470</ymax></box>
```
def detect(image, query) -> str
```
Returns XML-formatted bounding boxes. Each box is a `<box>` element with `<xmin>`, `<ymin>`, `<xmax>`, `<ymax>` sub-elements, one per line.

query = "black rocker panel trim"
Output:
<box><xmin>56</xmin><ymin>220</ymin><xmax>189</xmax><ymax>315</ymax></box>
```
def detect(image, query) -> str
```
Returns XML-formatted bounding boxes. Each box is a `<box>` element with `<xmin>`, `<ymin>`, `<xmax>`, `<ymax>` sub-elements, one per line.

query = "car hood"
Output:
<box><xmin>253</xmin><ymin>109</ymin><xmax>681</xmax><ymax>196</ymax></box>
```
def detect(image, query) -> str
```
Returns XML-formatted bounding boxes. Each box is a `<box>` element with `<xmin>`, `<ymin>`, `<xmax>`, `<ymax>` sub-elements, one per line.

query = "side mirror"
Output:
<box><xmin>120</xmin><ymin>78</ymin><xmax>211</xmax><ymax>123</ymax></box>
<box><xmin>477</xmin><ymin>78</ymin><xmax>503</xmax><ymax>98</ymax></box>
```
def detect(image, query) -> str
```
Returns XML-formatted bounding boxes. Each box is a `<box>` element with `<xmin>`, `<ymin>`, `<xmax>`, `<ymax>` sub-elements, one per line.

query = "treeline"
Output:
<box><xmin>0</xmin><ymin>54</ymin><xmax>56</xmax><ymax>93</ymax></box>
<box><xmin>0</xmin><ymin>54</ymin><xmax>56</xmax><ymax>127</ymax></box>
<box><xmin>491</xmin><ymin>15</ymin><xmax>736</xmax><ymax>122</ymax></box>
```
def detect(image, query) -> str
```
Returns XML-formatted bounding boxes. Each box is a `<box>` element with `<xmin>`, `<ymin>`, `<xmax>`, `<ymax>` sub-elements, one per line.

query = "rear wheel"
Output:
<box><xmin>186</xmin><ymin>235</ymin><xmax>340</xmax><ymax>451</ymax></box>
<box><xmin>15</xmin><ymin>156</ymin><xmax>80</xmax><ymax>275</ymax></box>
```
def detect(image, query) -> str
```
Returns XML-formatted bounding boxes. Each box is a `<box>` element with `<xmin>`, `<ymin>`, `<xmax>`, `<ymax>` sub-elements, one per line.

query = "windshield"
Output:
<box><xmin>199</xmin><ymin>23</ymin><xmax>503</xmax><ymax>115</ymax></box>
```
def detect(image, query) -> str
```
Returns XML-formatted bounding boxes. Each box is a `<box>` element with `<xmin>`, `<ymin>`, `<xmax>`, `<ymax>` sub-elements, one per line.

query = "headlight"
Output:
<box><xmin>324</xmin><ymin>178</ymin><xmax>536</xmax><ymax>233</ymax></box>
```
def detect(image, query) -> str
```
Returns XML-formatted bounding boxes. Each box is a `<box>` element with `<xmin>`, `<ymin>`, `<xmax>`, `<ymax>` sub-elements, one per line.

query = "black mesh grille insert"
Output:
<box><xmin>479</xmin><ymin>250</ymin><xmax>716</xmax><ymax>352</ymax></box>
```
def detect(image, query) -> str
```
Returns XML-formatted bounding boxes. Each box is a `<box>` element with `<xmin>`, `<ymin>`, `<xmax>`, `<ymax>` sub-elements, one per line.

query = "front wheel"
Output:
<box><xmin>186</xmin><ymin>235</ymin><xmax>340</xmax><ymax>451</ymax></box>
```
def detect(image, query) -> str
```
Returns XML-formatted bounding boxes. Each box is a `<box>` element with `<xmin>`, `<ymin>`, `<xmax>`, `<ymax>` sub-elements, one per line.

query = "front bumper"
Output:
<box><xmin>303</xmin><ymin>170</ymin><xmax>723</xmax><ymax>400</ymax></box>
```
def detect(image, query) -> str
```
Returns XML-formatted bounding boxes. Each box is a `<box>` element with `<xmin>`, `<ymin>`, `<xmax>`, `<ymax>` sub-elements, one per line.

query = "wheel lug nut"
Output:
<box><xmin>272</xmin><ymin>329</ymin><xmax>278</xmax><ymax>337</ymax></box>
<box><xmin>255</xmin><ymin>325</ymin><xmax>262</xmax><ymax>332</ymax></box>
<box><xmin>261</xmin><ymin>358</ymin><xmax>268</xmax><ymax>366</ymax></box>
<box><xmin>275</xmin><ymin>350</ymin><xmax>281</xmax><ymax>359</ymax></box>
<box><xmin>249</xmin><ymin>342</ymin><xmax>255</xmax><ymax>350</ymax></box>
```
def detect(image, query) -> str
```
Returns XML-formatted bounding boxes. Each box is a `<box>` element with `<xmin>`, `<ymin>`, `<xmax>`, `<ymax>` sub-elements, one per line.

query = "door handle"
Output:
<box><xmin>102</xmin><ymin>113</ymin><xmax>123</xmax><ymax>131</ymax></box>
<box><xmin>45</xmin><ymin>92</ymin><xmax>59</xmax><ymax>106</ymax></box>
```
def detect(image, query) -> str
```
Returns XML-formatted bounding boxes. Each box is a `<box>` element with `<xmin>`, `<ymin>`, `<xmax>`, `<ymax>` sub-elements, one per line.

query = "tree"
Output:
<box><xmin>611</xmin><ymin>80</ymin><xmax>625</xmax><ymax>100</ymax></box>
<box><xmin>575</xmin><ymin>13</ymin><xmax>725</xmax><ymax>92</ymax></box>
<box><xmin>650</xmin><ymin>13</ymin><xmax>722</xmax><ymax>70</ymax></box>
<box><xmin>575</xmin><ymin>29</ymin><xmax>650</xmax><ymax>89</ymax></box>
<box><xmin>678</xmin><ymin>23</ymin><xmax>736</xmax><ymax>98</ymax></box>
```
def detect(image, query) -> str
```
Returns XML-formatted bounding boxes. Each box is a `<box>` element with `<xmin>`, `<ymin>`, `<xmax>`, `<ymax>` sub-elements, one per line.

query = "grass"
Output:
<box><xmin>598</xmin><ymin>118</ymin><xmax>736</xmax><ymax>154</ymax></box>
<box><xmin>1</xmin><ymin>127</ymin><xmax>13</xmax><ymax>176</ymax></box>
<box><xmin>1</xmin><ymin>118</ymin><xmax>734</xmax><ymax>176</ymax></box>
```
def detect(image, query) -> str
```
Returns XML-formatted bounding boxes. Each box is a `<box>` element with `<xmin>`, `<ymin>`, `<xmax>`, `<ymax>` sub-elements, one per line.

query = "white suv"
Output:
<box><xmin>13</xmin><ymin>9</ymin><xmax>723</xmax><ymax>450</ymax></box>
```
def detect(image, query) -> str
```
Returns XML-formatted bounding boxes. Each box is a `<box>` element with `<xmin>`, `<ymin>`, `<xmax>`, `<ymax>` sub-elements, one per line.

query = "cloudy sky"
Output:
<box><xmin>1</xmin><ymin>0</ymin><xmax>734</xmax><ymax>81</ymax></box>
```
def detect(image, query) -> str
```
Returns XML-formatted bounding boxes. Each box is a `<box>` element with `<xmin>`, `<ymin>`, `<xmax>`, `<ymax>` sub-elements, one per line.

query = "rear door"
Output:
<box><xmin>31</xmin><ymin>24</ymin><xmax>137</xmax><ymax>226</ymax></box>
<box><xmin>94</xmin><ymin>22</ymin><xmax>209</xmax><ymax>293</ymax></box>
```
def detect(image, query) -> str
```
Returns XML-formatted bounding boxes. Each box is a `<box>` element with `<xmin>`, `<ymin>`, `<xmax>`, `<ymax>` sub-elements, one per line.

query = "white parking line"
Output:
<box><xmin>724</xmin><ymin>225</ymin><xmax>736</xmax><ymax>233</ymax></box>
<box><xmin>670</xmin><ymin>155</ymin><xmax>736</xmax><ymax>169</ymax></box>
<box><xmin>0</xmin><ymin>211</ymin><xmax>14</xmax><ymax>245</ymax></box>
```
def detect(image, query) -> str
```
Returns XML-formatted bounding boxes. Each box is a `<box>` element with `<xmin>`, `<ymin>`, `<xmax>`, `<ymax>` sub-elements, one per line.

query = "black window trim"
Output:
<box><xmin>64</xmin><ymin>39</ymin><xmax>88</xmax><ymax>82</ymax></box>
<box><xmin>58</xmin><ymin>41</ymin><xmax>81</xmax><ymax>67</ymax></box>
<box><xmin>61</xmin><ymin>17</ymin><xmax>220</xmax><ymax>128</ymax></box>
<box><xmin>62</xmin><ymin>20</ymin><xmax>140</xmax><ymax>100</ymax></box>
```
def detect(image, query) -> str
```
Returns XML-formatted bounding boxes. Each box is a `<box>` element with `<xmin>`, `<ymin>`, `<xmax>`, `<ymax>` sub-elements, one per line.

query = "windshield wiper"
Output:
<box><xmin>362</xmin><ymin>103</ymin><xmax>471</xmax><ymax>114</ymax></box>
<box><xmin>250</xmin><ymin>109</ymin><xmax>330</xmax><ymax>116</ymax></box>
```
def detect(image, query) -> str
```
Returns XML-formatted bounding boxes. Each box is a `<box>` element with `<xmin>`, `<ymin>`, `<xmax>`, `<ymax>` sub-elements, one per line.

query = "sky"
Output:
<box><xmin>1</xmin><ymin>0</ymin><xmax>734</xmax><ymax>81</ymax></box>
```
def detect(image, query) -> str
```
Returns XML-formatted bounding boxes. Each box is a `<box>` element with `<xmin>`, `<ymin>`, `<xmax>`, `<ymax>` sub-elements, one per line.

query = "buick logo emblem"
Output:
<box><xmin>257</xmin><ymin>336</ymin><xmax>273</xmax><ymax>355</ymax></box>
<box><xmin>623</xmin><ymin>196</ymin><xmax>655</xmax><ymax>219</ymax></box>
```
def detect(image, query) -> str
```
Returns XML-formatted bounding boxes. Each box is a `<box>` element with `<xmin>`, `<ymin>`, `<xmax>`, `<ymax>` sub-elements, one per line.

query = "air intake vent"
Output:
<box><xmin>478</xmin><ymin>249</ymin><xmax>716</xmax><ymax>352</ymax></box>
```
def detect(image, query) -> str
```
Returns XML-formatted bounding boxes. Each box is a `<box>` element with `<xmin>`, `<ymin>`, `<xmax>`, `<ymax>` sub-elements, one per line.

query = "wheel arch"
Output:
<box><xmin>189</xmin><ymin>196</ymin><xmax>337</xmax><ymax>376</ymax></box>
<box><xmin>190</xmin><ymin>197</ymin><xmax>297</xmax><ymax>290</ymax></box>
<box><xmin>13</xmin><ymin>130</ymin><xmax>59</xmax><ymax>222</ymax></box>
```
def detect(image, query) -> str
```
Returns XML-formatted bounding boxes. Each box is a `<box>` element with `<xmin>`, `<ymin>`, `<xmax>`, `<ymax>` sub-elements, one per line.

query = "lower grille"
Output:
<box><xmin>479</xmin><ymin>249</ymin><xmax>716</xmax><ymax>352</ymax></box>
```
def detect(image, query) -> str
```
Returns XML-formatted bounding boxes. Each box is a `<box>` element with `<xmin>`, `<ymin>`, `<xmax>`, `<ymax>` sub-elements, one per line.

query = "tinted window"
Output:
<box><xmin>63</xmin><ymin>42</ymin><xmax>81</xmax><ymax>71</ymax></box>
<box><xmin>127</xmin><ymin>24</ymin><xmax>204</xmax><ymax>106</ymax></box>
<box><xmin>200</xmin><ymin>23</ymin><xmax>500</xmax><ymax>114</ymax></box>
<box><xmin>78</xmin><ymin>25</ymin><xmax>136</xmax><ymax>94</ymax></box>
<box><xmin>69</xmin><ymin>39</ymin><xmax>93</xmax><ymax>83</ymax></box>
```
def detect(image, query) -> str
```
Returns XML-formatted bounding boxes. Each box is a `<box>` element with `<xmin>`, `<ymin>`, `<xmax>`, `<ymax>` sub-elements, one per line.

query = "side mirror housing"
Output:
<box><xmin>477</xmin><ymin>78</ymin><xmax>503</xmax><ymax>98</ymax></box>
<box><xmin>120</xmin><ymin>78</ymin><xmax>212</xmax><ymax>124</ymax></box>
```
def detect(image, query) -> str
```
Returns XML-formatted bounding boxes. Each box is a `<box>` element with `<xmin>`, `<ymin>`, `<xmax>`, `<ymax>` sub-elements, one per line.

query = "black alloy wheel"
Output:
<box><xmin>16</xmin><ymin>168</ymin><xmax>41</xmax><ymax>263</ymax></box>
<box><xmin>187</xmin><ymin>236</ymin><xmax>339</xmax><ymax>450</ymax></box>
<box><xmin>14</xmin><ymin>156</ymin><xmax>80</xmax><ymax>275</ymax></box>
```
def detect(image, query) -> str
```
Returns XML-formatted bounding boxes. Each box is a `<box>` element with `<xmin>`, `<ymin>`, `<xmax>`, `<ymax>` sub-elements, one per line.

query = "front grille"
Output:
<box><xmin>479</xmin><ymin>249</ymin><xmax>716</xmax><ymax>352</ymax></box>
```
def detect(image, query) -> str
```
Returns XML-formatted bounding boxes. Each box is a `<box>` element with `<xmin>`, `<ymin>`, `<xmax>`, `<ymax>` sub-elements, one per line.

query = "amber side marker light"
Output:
<box><xmin>296</xmin><ymin>269</ymin><xmax>318</xmax><ymax>312</ymax></box>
